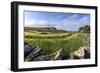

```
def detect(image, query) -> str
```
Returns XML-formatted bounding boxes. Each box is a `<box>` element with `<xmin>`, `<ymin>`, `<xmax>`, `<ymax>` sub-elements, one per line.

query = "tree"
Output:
<box><xmin>79</xmin><ymin>25</ymin><xmax>90</xmax><ymax>33</ymax></box>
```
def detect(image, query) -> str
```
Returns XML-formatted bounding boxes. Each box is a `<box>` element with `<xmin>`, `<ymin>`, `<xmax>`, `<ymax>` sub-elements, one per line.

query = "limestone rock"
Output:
<box><xmin>73</xmin><ymin>47</ymin><xmax>85</xmax><ymax>59</ymax></box>
<box><xmin>54</xmin><ymin>48</ymin><xmax>69</xmax><ymax>60</ymax></box>
<box><xmin>25</xmin><ymin>46</ymin><xmax>41</xmax><ymax>61</ymax></box>
<box><xmin>34</xmin><ymin>55</ymin><xmax>54</xmax><ymax>61</ymax></box>
<box><xmin>84</xmin><ymin>47</ymin><xmax>90</xmax><ymax>58</ymax></box>
<box><xmin>70</xmin><ymin>46</ymin><xmax>90</xmax><ymax>59</ymax></box>
<box><xmin>24</xmin><ymin>45</ymin><xmax>36</xmax><ymax>58</ymax></box>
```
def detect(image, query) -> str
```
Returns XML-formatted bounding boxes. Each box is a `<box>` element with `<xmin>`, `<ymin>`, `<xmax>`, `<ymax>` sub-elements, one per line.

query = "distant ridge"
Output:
<box><xmin>24</xmin><ymin>27</ymin><xmax>67</xmax><ymax>33</ymax></box>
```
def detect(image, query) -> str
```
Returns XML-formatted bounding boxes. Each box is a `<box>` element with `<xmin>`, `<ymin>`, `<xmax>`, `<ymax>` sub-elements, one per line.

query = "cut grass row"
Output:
<box><xmin>25</xmin><ymin>33</ymin><xmax>85</xmax><ymax>55</ymax></box>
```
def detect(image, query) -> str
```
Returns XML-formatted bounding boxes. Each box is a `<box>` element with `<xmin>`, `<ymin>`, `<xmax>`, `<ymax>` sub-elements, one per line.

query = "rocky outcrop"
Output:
<box><xmin>25</xmin><ymin>46</ymin><xmax>41</xmax><ymax>61</ymax></box>
<box><xmin>24</xmin><ymin>47</ymin><xmax>70</xmax><ymax>61</ymax></box>
<box><xmin>24</xmin><ymin>45</ymin><xmax>36</xmax><ymax>58</ymax></box>
<box><xmin>24</xmin><ymin>45</ymin><xmax>90</xmax><ymax>61</ymax></box>
<box><xmin>33</xmin><ymin>48</ymin><xmax>69</xmax><ymax>61</ymax></box>
<box><xmin>53</xmin><ymin>48</ymin><xmax>70</xmax><ymax>60</ymax></box>
<box><xmin>84</xmin><ymin>47</ymin><xmax>90</xmax><ymax>58</ymax></box>
<box><xmin>70</xmin><ymin>46</ymin><xmax>90</xmax><ymax>59</ymax></box>
<box><xmin>34</xmin><ymin>55</ymin><xmax>54</xmax><ymax>61</ymax></box>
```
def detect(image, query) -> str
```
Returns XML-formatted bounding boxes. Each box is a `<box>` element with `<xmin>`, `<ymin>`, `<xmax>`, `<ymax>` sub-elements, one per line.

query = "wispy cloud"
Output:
<box><xmin>25</xmin><ymin>20</ymin><xmax>53</xmax><ymax>27</ymax></box>
<box><xmin>55</xmin><ymin>14</ymin><xmax>90</xmax><ymax>31</ymax></box>
<box><xmin>25</xmin><ymin>11</ymin><xmax>90</xmax><ymax>31</ymax></box>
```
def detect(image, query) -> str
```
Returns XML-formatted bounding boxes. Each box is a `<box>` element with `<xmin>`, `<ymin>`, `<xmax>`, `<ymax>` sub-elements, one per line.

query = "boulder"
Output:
<box><xmin>24</xmin><ymin>45</ymin><xmax>36</xmax><ymax>52</ymax></box>
<box><xmin>24</xmin><ymin>45</ymin><xmax>36</xmax><ymax>58</ymax></box>
<box><xmin>54</xmin><ymin>48</ymin><xmax>69</xmax><ymax>60</ymax></box>
<box><xmin>34</xmin><ymin>55</ymin><xmax>46</xmax><ymax>61</ymax></box>
<box><xmin>84</xmin><ymin>47</ymin><xmax>90</xmax><ymax>58</ymax></box>
<box><xmin>70</xmin><ymin>46</ymin><xmax>90</xmax><ymax>59</ymax></box>
<box><xmin>25</xmin><ymin>46</ymin><xmax>41</xmax><ymax>61</ymax></box>
<box><xmin>73</xmin><ymin>47</ymin><xmax>85</xmax><ymax>59</ymax></box>
<box><xmin>34</xmin><ymin>55</ymin><xmax>54</xmax><ymax>61</ymax></box>
<box><xmin>34</xmin><ymin>48</ymin><xmax>70</xmax><ymax>61</ymax></box>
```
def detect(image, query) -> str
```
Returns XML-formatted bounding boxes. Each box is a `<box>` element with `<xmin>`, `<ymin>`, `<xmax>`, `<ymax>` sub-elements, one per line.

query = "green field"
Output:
<box><xmin>24</xmin><ymin>27</ymin><xmax>87</xmax><ymax>55</ymax></box>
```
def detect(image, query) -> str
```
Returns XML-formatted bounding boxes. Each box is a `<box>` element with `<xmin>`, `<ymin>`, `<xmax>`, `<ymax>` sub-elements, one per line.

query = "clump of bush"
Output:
<box><xmin>79</xmin><ymin>25</ymin><xmax>90</xmax><ymax>33</ymax></box>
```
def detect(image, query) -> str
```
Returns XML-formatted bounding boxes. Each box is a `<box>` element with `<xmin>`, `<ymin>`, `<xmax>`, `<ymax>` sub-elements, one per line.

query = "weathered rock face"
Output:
<box><xmin>53</xmin><ymin>48</ymin><xmax>70</xmax><ymax>60</ymax></box>
<box><xmin>34</xmin><ymin>55</ymin><xmax>54</xmax><ymax>61</ymax></box>
<box><xmin>70</xmin><ymin>46</ymin><xmax>90</xmax><ymax>59</ymax></box>
<box><xmin>24</xmin><ymin>45</ymin><xmax>90</xmax><ymax>61</ymax></box>
<box><xmin>24</xmin><ymin>47</ymin><xmax>70</xmax><ymax>61</ymax></box>
<box><xmin>24</xmin><ymin>45</ymin><xmax>36</xmax><ymax>58</ymax></box>
<box><xmin>34</xmin><ymin>55</ymin><xmax>46</xmax><ymax>61</ymax></box>
<box><xmin>80</xmin><ymin>33</ymin><xmax>90</xmax><ymax>47</ymax></box>
<box><xmin>84</xmin><ymin>47</ymin><xmax>90</xmax><ymax>58</ymax></box>
<box><xmin>24</xmin><ymin>45</ymin><xmax>36</xmax><ymax>52</ymax></box>
<box><xmin>25</xmin><ymin>46</ymin><xmax>41</xmax><ymax>61</ymax></box>
<box><xmin>33</xmin><ymin>48</ymin><xmax>69</xmax><ymax>61</ymax></box>
<box><xmin>54</xmin><ymin>48</ymin><xmax>64</xmax><ymax>60</ymax></box>
<box><xmin>73</xmin><ymin>47</ymin><xmax>85</xmax><ymax>59</ymax></box>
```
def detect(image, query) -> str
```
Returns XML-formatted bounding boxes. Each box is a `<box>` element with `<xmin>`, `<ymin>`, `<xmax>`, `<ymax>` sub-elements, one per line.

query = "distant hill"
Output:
<box><xmin>24</xmin><ymin>27</ymin><xmax>67</xmax><ymax>33</ymax></box>
<box><xmin>25</xmin><ymin>27</ymin><xmax>56</xmax><ymax>30</ymax></box>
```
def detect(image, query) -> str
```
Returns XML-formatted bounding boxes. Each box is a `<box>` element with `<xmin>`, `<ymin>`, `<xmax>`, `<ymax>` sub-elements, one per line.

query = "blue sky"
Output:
<box><xmin>24</xmin><ymin>11</ymin><xmax>90</xmax><ymax>31</ymax></box>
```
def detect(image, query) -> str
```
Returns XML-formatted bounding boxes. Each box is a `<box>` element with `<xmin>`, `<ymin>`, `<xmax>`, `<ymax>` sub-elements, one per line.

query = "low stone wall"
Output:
<box><xmin>24</xmin><ymin>45</ymin><xmax>90</xmax><ymax>61</ymax></box>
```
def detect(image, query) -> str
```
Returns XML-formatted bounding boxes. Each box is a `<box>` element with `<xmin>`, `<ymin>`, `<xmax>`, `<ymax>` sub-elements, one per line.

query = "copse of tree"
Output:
<box><xmin>79</xmin><ymin>25</ymin><xmax>90</xmax><ymax>33</ymax></box>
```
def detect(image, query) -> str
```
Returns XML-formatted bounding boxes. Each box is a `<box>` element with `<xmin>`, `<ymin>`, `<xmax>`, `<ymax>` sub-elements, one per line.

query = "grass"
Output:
<box><xmin>24</xmin><ymin>27</ymin><xmax>86</xmax><ymax>55</ymax></box>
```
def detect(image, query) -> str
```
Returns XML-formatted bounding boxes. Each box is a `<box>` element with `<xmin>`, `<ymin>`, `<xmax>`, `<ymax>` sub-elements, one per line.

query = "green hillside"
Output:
<box><xmin>24</xmin><ymin>27</ymin><xmax>88</xmax><ymax>55</ymax></box>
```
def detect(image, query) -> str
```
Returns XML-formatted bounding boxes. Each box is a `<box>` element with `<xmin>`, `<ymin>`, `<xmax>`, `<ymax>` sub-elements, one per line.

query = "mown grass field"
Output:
<box><xmin>24</xmin><ymin>27</ymin><xmax>86</xmax><ymax>55</ymax></box>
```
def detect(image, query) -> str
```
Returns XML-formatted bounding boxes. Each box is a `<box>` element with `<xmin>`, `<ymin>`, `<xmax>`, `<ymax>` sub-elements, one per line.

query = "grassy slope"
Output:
<box><xmin>24</xmin><ymin>28</ymin><xmax>85</xmax><ymax>55</ymax></box>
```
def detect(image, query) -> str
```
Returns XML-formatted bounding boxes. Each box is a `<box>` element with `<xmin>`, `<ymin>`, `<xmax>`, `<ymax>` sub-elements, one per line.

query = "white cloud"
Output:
<box><xmin>55</xmin><ymin>14</ymin><xmax>90</xmax><ymax>31</ymax></box>
<box><xmin>55</xmin><ymin>14</ymin><xmax>79</xmax><ymax>30</ymax></box>
<box><xmin>25</xmin><ymin>14</ymin><xmax>90</xmax><ymax>31</ymax></box>
<box><xmin>67</xmin><ymin>14</ymin><xmax>78</xmax><ymax>20</ymax></box>
<box><xmin>38</xmin><ymin>20</ymin><xmax>48</xmax><ymax>25</ymax></box>
<box><xmin>25</xmin><ymin>20</ymin><xmax>51</xmax><ymax>27</ymax></box>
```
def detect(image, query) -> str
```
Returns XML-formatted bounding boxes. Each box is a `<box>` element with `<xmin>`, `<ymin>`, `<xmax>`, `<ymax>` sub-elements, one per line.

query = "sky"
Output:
<box><xmin>24</xmin><ymin>11</ymin><xmax>90</xmax><ymax>31</ymax></box>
